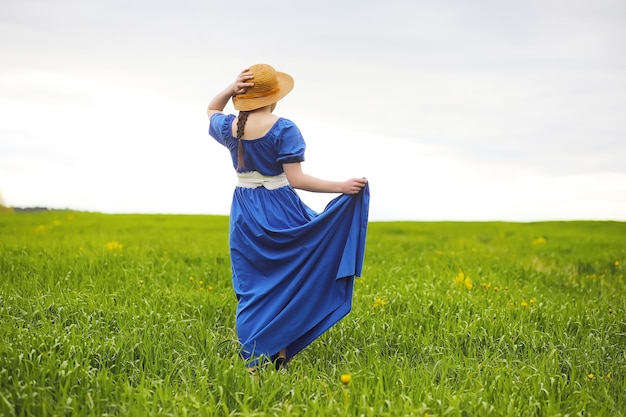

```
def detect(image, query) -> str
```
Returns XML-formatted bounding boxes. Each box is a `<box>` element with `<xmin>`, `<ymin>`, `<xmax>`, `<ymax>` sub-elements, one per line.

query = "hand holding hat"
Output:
<box><xmin>232</xmin><ymin>64</ymin><xmax>294</xmax><ymax>111</ymax></box>
<box><xmin>233</xmin><ymin>69</ymin><xmax>255</xmax><ymax>96</ymax></box>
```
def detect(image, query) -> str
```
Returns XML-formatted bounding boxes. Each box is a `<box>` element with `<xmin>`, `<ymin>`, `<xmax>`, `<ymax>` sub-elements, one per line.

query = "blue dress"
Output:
<box><xmin>209</xmin><ymin>113</ymin><xmax>369</xmax><ymax>363</ymax></box>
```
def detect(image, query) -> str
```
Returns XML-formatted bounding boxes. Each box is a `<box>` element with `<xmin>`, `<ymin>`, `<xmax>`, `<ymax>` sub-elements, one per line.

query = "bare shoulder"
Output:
<box><xmin>232</xmin><ymin>113</ymin><xmax>280</xmax><ymax>139</ymax></box>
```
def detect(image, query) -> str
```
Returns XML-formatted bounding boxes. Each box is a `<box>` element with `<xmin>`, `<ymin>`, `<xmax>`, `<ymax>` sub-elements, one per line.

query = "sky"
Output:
<box><xmin>1</xmin><ymin>0</ymin><xmax>625</xmax><ymax>221</ymax></box>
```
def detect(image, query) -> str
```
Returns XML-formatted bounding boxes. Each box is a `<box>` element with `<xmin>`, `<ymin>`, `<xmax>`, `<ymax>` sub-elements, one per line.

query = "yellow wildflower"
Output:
<box><xmin>463</xmin><ymin>276</ymin><xmax>473</xmax><ymax>290</ymax></box>
<box><xmin>532</xmin><ymin>237</ymin><xmax>547</xmax><ymax>245</ymax></box>
<box><xmin>615</xmin><ymin>261</ymin><xmax>620</xmax><ymax>267</ymax></box>
<box><xmin>199</xmin><ymin>280</ymin><xmax>204</xmax><ymax>285</ymax></box>
<box><xmin>105</xmin><ymin>241</ymin><xmax>123</xmax><ymax>251</ymax></box>
<box><xmin>529</xmin><ymin>298</ymin><xmax>535</xmax><ymax>304</ymax></box>
<box><xmin>588</xmin><ymin>373</ymin><xmax>594</xmax><ymax>380</ymax></box>
<box><xmin>521</xmin><ymin>300</ymin><xmax>528</xmax><ymax>308</ymax></box>
<box><xmin>207</xmin><ymin>285</ymin><xmax>214</xmax><ymax>291</ymax></box>
<box><xmin>340</xmin><ymin>374</ymin><xmax>351</xmax><ymax>385</ymax></box>
<box><xmin>453</xmin><ymin>271</ymin><xmax>473</xmax><ymax>290</ymax></box>
<box><xmin>189</xmin><ymin>277</ymin><xmax>194</xmax><ymax>282</ymax></box>
<box><xmin>373</xmin><ymin>296</ymin><xmax>388</xmax><ymax>310</ymax></box>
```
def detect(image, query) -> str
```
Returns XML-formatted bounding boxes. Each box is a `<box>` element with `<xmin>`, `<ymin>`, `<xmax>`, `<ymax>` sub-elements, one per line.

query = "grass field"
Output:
<box><xmin>1</xmin><ymin>212</ymin><xmax>624</xmax><ymax>416</ymax></box>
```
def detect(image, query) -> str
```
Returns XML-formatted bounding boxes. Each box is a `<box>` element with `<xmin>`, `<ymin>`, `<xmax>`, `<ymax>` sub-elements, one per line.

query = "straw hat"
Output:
<box><xmin>232</xmin><ymin>64</ymin><xmax>294</xmax><ymax>111</ymax></box>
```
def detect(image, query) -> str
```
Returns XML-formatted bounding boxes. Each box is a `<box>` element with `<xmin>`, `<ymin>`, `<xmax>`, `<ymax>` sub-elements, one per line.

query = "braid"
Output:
<box><xmin>236</xmin><ymin>111</ymin><xmax>250</xmax><ymax>171</ymax></box>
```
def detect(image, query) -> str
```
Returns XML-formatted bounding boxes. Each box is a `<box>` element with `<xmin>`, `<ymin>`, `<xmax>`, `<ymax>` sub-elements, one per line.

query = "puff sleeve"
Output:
<box><xmin>209</xmin><ymin>113</ymin><xmax>235</xmax><ymax>146</ymax></box>
<box><xmin>275</xmin><ymin>120</ymin><xmax>306</xmax><ymax>165</ymax></box>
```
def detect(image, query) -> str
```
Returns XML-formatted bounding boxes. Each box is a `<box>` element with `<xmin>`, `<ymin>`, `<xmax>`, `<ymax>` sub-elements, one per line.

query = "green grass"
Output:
<box><xmin>1</xmin><ymin>212</ymin><xmax>624</xmax><ymax>416</ymax></box>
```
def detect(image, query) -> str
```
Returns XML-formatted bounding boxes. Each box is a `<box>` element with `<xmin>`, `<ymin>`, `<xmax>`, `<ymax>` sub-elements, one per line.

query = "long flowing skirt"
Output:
<box><xmin>229</xmin><ymin>184</ymin><xmax>369</xmax><ymax>363</ymax></box>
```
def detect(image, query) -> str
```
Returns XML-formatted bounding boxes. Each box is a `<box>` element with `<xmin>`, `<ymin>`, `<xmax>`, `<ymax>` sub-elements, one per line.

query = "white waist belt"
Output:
<box><xmin>237</xmin><ymin>171</ymin><xmax>290</xmax><ymax>190</ymax></box>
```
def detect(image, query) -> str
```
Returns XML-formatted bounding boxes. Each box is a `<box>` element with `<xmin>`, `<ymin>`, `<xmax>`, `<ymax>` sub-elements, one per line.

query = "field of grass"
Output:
<box><xmin>1</xmin><ymin>211</ymin><xmax>624</xmax><ymax>416</ymax></box>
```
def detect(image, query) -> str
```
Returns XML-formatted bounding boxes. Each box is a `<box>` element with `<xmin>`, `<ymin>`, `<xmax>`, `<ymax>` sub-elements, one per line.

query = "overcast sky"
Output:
<box><xmin>1</xmin><ymin>0</ymin><xmax>625</xmax><ymax>221</ymax></box>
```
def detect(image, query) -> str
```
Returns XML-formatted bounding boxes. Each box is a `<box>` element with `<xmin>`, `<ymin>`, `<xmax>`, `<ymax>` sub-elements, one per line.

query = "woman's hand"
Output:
<box><xmin>207</xmin><ymin>69</ymin><xmax>255</xmax><ymax>118</ymax></box>
<box><xmin>341</xmin><ymin>178</ymin><xmax>368</xmax><ymax>195</ymax></box>
<box><xmin>232</xmin><ymin>69</ymin><xmax>254</xmax><ymax>96</ymax></box>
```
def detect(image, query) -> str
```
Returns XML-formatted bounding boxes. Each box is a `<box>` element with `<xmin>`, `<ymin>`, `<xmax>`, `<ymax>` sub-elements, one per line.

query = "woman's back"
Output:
<box><xmin>233</xmin><ymin>112</ymin><xmax>279</xmax><ymax>140</ymax></box>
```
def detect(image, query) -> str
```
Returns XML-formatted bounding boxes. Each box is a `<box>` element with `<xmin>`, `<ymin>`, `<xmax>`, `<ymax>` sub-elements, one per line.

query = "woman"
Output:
<box><xmin>207</xmin><ymin>64</ymin><xmax>369</xmax><ymax>369</ymax></box>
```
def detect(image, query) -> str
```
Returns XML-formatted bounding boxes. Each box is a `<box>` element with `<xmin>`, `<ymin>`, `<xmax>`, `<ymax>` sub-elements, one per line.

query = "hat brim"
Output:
<box><xmin>233</xmin><ymin>72</ymin><xmax>294</xmax><ymax>111</ymax></box>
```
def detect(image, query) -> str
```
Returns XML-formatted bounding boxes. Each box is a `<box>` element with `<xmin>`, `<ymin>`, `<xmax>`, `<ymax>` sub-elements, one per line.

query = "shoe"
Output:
<box><xmin>274</xmin><ymin>356</ymin><xmax>286</xmax><ymax>371</ymax></box>
<box><xmin>270</xmin><ymin>354</ymin><xmax>288</xmax><ymax>372</ymax></box>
